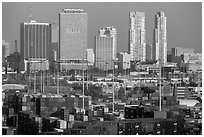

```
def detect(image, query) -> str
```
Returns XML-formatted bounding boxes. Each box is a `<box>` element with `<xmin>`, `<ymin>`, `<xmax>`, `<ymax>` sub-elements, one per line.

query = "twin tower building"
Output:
<box><xmin>20</xmin><ymin>9</ymin><xmax>167</xmax><ymax>71</ymax></box>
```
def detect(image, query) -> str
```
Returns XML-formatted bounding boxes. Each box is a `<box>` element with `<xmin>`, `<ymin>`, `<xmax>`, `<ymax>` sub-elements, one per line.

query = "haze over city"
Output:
<box><xmin>2</xmin><ymin>2</ymin><xmax>202</xmax><ymax>53</ymax></box>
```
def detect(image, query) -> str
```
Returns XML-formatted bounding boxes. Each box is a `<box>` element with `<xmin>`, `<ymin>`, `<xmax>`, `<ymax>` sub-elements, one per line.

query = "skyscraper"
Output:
<box><xmin>153</xmin><ymin>11</ymin><xmax>167</xmax><ymax>65</ymax></box>
<box><xmin>20</xmin><ymin>20</ymin><xmax>51</xmax><ymax>61</ymax></box>
<box><xmin>20</xmin><ymin>20</ymin><xmax>51</xmax><ymax>71</ymax></box>
<box><xmin>95</xmin><ymin>26</ymin><xmax>117</xmax><ymax>71</ymax></box>
<box><xmin>129</xmin><ymin>11</ymin><xmax>146</xmax><ymax>62</ymax></box>
<box><xmin>59</xmin><ymin>9</ymin><xmax>87</xmax><ymax>62</ymax></box>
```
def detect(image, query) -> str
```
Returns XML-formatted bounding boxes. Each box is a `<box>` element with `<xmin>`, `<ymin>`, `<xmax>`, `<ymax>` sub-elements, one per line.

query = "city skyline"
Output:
<box><xmin>2</xmin><ymin>2</ymin><xmax>202</xmax><ymax>54</ymax></box>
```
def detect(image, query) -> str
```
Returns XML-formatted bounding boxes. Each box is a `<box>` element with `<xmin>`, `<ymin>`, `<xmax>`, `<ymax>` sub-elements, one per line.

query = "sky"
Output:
<box><xmin>2</xmin><ymin>2</ymin><xmax>202</xmax><ymax>54</ymax></box>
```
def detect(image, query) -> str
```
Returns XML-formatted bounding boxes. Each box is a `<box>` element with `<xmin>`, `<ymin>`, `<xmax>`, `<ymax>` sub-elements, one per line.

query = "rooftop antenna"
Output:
<box><xmin>29</xmin><ymin>2</ymin><xmax>32</xmax><ymax>22</ymax></box>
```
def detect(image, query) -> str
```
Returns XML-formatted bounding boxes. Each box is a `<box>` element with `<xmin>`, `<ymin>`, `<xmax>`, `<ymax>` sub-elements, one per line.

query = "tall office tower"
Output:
<box><xmin>95</xmin><ymin>26</ymin><xmax>117</xmax><ymax>71</ymax></box>
<box><xmin>146</xmin><ymin>44</ymin><xmax>153</xmax><ymax>62</ymax></box>
<box><xmin>20</xmin><ymin>20</ymin><xmax>51</xmax><ymax>70</ymax></box>
<box><xmin>129</xmin><ymin>11</ymin><xmax>146</xmax><ymax>62</ymax></box>
<box><xmin>59</xmin><ymin>9</ymin><xmax>87</xmax><ymax>69</ymax></box>
<box><xmin>20</xmin><ymin>20</ymin><xmax>51</xmax><ymax>60</ymax></box>
<box><xmin>153</xmin><ymin>11</ymin><xmax>167</xmax><ymax>65</ymax></box>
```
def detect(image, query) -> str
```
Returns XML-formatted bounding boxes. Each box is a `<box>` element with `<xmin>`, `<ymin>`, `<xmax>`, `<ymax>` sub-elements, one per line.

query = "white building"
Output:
<box><xmin>86</xmin><ymin>49</ymin><xmax>94</xmax><ymax>65</ymax></box>
<box><xmin>95</xmin><ymin>26</ymin><xmax>117</xmax><ymax>71</ymax></box>
<box><xmin>153</xmin><ymin>11</ymin><xmax>167</xmax><ymax>65</ymax></box>
<box><xmin>117</xmin><ymin>52</ymin><xmax>131</xmax><ymax>70</ymax></box>
<box><xmin>129</xmin><ymin>11</ymin><xmax>146</xmax><ymax>62</ymax></box>
<box><xmin>183</xmin><ymin>53</ymin><xmax>202</xmax><ymax>63</ymax></box>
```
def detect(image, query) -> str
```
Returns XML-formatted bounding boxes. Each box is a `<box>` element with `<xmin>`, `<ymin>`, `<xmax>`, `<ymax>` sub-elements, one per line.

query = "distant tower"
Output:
<box><xmin>153</xmin><ymin>11</ymin><xmax>167</xmax><ymax>65</ymax></box>
<box><xmin>2</xmin><ymin>40</ymin><xmax>10</xmax><ymax>58</ymax></box>
<box><xmin>14</xmin><ymin>40</ymin><xmax>18</xmax><ymax>52</ymax></box>
<box><xmin>129</xmin><ymin>11</ymin><xmax>146</xmax><ymax>62</ymax></box>
<box><xmin>95</xmin><ymin>26</ymin><xmax>117</xmax><ymax>71</ymax></box>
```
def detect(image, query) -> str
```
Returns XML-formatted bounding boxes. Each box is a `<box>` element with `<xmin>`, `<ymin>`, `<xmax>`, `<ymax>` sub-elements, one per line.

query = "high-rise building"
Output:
<box><xmin>95</xmin><ymin>26</ymin><xmax>117</xmax><ymax>71</ymax></box>
<box><xmin>129</xmin><ymin>11</ymin><xmax>146</xmax><ymax>62</ymax></box>
<box><xmin>172</xmin><ymin>47</ymin><xmax>194</xmax><ymax>57</ymax></box>
<box><xmin>153</xmin><ymin>11</ymin><xmax>167</xmax><ymax>65</ymax></box>
<box><xmin>51</xmin><ymin>23</ymin><xmax>59</xmax><ymax>43</ymax></box>
<box><xmin>59</xmin><ymin>9</ymin><xmax>87</xmax><ymax>62</ymax></box>
<box><xmin>20</xmin><ymin>20</ymin><xmax>51</xmax><ymax>71</ymax></box>
<box><xmin>20</xmin><ymin>20</ymin><xmax>51</xmax><ymax>61</ymax></box>
<box><xmin>146</xmin><ymin>44</ymin><xmax>153</xmax><ymax>62</ymax></box>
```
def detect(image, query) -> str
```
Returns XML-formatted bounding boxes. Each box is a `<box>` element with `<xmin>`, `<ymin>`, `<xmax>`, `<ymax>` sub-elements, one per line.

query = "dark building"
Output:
<box><xmin>20</xmin><ymin>20</ymin><xmax>51</xmax><ymax>61</ymax></box>
<box><xmin>20</xmin><ymin>20</ymin><xmax>51</xmax><ymax>71</ymax></box>
<box><xmin>146</xmin><ymin>44</ymin><xmax>153</xmax><ymax>62</ymax></box>
<box><xmin>167</xmin><ymin>50</ymin><xmax>172</xmax><ymax>62</ymax></box>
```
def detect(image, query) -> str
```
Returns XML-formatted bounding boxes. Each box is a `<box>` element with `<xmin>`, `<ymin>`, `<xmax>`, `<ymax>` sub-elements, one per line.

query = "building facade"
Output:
<box><xmin>146</xmin><ymin>44</ymin><xmax>153</xmax><ymax>62</ymax></box>
<box><xmin>59</xmin><ymin>9</ymin><xmax>87</xmax><ymax>61</ymax></box>
<box><xmin>153</xmin><ymin>12</ymin><xmax>167</xmax><ymax>65</ymax></box>
<box><xmin>172</xmin><ymin>47</ymin><xmax>194</xmax><ymax>57</ymax></box>
<box><xmin>20</xmin><ymin>20</ymin><xmax>51</xmax><ymax>61</ymax></box>
<box><xmin>129</xmin><ymin>12</ymin><xmax>146</xmax><ymax>62</ymax></box>
<box><xmin>20</xmin><ymin>20</ymin><xmax>51</xmax><ymax>71</ymax></box>
<box><xmin>49</xmin><ymin>23</ymin><xmax>59</xmax><ymax>62</ymax></box>
<box><xmin>117</xmin><ymin>52</ymin><xmax>131</xmax><ymax>72</ymax></box>
<box><xmin>183</xmin><ymin>53</ymin><xmax>202</xmax><ymax>63</ymax></box>
<box><xmin>86</xmin><ymin>49</ymin><xmax>94</xmax><ymax>65</ymax></box>
<box><xmin>2</xmin><ymin>40</ymin><xmax>10</xmax><ymax>67</ymax></box>
<box><xmin>95</xmin><ymin>26</ymin><xmax>117</xmax><ymax>71</ymax></box>
<box><xmin>2</xmin><ymin>40</ymin><xmax>10</xmax><ymax>59</ymax></box>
